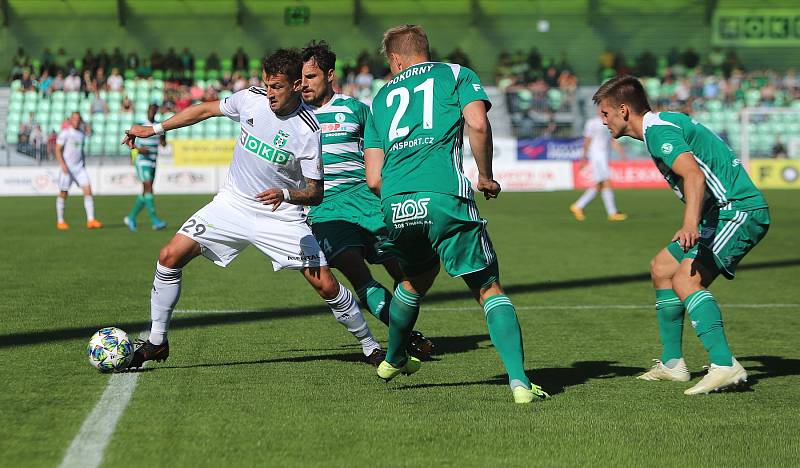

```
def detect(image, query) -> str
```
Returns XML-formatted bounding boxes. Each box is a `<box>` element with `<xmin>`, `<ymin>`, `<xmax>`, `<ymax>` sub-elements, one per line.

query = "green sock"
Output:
<box><xmin>685</xmin><ymin>290</ymin><xmax>733</xmax><ymax>366</ymax></box>
<box><xmin>484</xmin><ymin>295</ymin><xmax>530</xmax><ymax>389</ymax></box>
<box><xmin>128</xmin><ymin>195</ymin><xmax>145</xmax><ymax>220</ymax></box>
<box><xmin>143</xmin><ymin>193</ymin><xmax>159</xmax><ymax>223</ymax></box>
<box><xmin>355</xmin><ymin>279</ymin><xmax>391</xmax><ymax>326</ymax></box>
<box><xmin>655</xmin><ymin>289</ymin><xmax>685</xmax><ymax>363</ymax></box>
<box><xmin>386</xmin><ymin>286</ymin><xmax>421</xmax><ymax>367</ymax></box>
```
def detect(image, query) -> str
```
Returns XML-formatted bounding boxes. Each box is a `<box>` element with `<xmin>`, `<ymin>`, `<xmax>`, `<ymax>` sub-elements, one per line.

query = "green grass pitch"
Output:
<box><xmin>1</xmin><ymin>189</ymin><xmax>798</xmax><ymax>467</ymax></box>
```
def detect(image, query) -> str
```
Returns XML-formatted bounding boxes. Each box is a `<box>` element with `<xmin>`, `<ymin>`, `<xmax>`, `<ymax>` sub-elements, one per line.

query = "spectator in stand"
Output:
<box><xmin>722</xmin><ymin>49</ymin><xmax>742</xmax><ymax>77</ymax></box>
<box><xmin>666</xmin><ymin>47</ymin><xmax>680</xmax><ymax>67</ymax></box>
<box><xmin>527</xmin><ymin>47</ymin><xmax>542</xmax><ymax>71</ymax></box>
<box><xmin>51</xmin><ymin>70</ymin><xmax>65</xmax><ymax>92</ymax></box>
<box><xmin>682</xmin><ymin>47</ymin><xmax>700</xmax><ymax>69</ymax></box>
<box><xmin>82</xmin><ymin>48</ymin><xmax>96</xmax><ymax>73</ymax></box>
<box><xmin>81</xmin><ymin>69</ymin><xmax>96</xmax><ymax>96</ymax></box>
<box><xmin>96</xmin><ymin>48</ymin><xmax>110</xmax><ymax>72</ymax></box>
<box><xmin>151</xmin><ymin>49</ymin><xmax>165</xmax><ymax>71</ymax></box>
<box><xmin>64</xmin><ymin>69</ymin><xmax>81</xmax><ymax>92</ymax></box>
<box><xmin>636</xmin><ymin>50</ymin><xmax>658</xmax><ymax>77</ymax></box>
<box><xmin>232</xmin><ymin>72</ymin><xmax>248</xmax><ymax>92</ymax></box>
<box><xmin>110</xmin><ymin>47</ymin><xmax>125</xmax><ymax>71</ymax></box>
<box><xmin>54</xmin><ymin>48</ymin><xmax>68</xmax><ymax>73</ymax></box>
<box><xmin>30</xmin><ymin>124</ymin><xmax>45</xmax><ymax>159</ymax></box>
<box><xmin>174</xmin><ymin>88</ymin><xmax>191</xmax><ymax>111</ymax></box>
<box><xmin>107</xmin><ymin>67</ymin><xmax>124</xmax><ymax>92</ymax></box>
<box><xmin>90</xmin><ymin>91</ymin><xmax>109</xmax><ymax>115</ymax></box>
<box><xmin>558</xmin><ymin>70</ymin><xmax>577</xmax><ymax>92</ymax></box>
<box><xmin>543</xmin><ymin>66</ymin><xmax>559</xmax><ymax>88</ymax></box>
<box><xmin>248</xmin><ymin>69</ymin><xmax>261</xmax><ymax>88</ymax></box>
<box><xmin>180</xmin><ymin>48</ymin><xmax>194</xmax><ymax>72</ymax></box>
<box><xmin>127</xmin><ymin>50</ymin><xmax>140</xmax><ymax>70</ymax></box>
<box><xmin>47</xmin><ymin>130</ymin><xmax>58</xmax><ymax>160</ymax></box>
<box><xmin>121</xmin><ymin>95</ymin><xmax>134</xmax><ymax>114</ymax></box>
<box><xmin>219</xmin><ymin>70</ymin><xmax>233</xmax><ymax>90</ymax></box>
<box><xmin>206</xmin><ymin>52</ymin><xmax>220</xmax><ymax>71</ymax></box>
<box><xmin>202</xmin><ymin>85</ymin><xmax>218</xmax><ymax>102</ymax></box>
<box><xmin>94</xmin><ymin>67</ymin><xmax>107</xmax><ymax>90</ymax></box>
<box><xmin>38</xmin><ymin>70</ymin><xmax>54</xmax><ymax>96</ymax></box>
<box><xmin>613</xmin><ymin>51</ymin><xmax>630</xmax><ymax>75</ymax></box>
<box><xmin>20</xmin><ymin>70</ymin><xmax>35</xmax><ymax>92</ymax></box>
<box><xmin>165</xmin><ymin>47</ymin><xmax>181</xmax><ymax>72</ymax></box>
<box><xmin>42</xmin><ymin>48</ymin><xmax>55</xmax><ymax>74</ymax></box>
<box><xmin>11</xmin><ymin>47</ymin><xmax>30</xmax><ymax>80</ymax></box>
<box><xmin>354</xmin><ymin>64</ymin><xmax>373</xmax><ymax>95</ymax></box>
<box><xmin>772</xmin><ymin>138</ymin><xmax>787</xmax><ymax>158</ymax></box>
<box><xmin>232</xmin><ymin>47</ymin><xmax>249</xmax><ymax>71</ymax></box>
<box><xmin>189</xmin><ymin>81</ymin><xmax>204</xmax><ymax>101</ymax></box>
<box><xmin>446</xmin><ymin>47</ymin><xmax>471</xmax><ymax>68</ymax></box>
<box><xmin>20</xmin><ymin>112</ymin><xmax>37</xmax><ymax>136</ymax></box>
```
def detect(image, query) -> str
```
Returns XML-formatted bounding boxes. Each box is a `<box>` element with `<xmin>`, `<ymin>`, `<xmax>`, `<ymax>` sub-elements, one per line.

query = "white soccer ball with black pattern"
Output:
<box><xmin>86</xmin><ymin>327</ymin><xmax>134</xmax><ymax>372</ymax></box>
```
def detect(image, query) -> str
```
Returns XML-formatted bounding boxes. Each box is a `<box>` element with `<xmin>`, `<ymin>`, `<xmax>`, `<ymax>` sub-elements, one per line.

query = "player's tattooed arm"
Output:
<box><xmin>255</xmin><ymin>177</ymin><xmax>324</xmax><ymax>211</ymax></box>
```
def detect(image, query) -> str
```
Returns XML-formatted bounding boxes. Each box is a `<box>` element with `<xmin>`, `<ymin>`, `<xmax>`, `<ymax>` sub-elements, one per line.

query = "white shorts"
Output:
<box><xmin>58</xmin><ymin>166</ymin><xmax>91</xmax><ymax>191</ymax></box>
<box><xmin>178</xmin><ymin>194</ymin><xmax>327</xmax><ymax>271</ymax></box>
<box><xmin>589</xmin><ymin>157</ymin><xmax>610</xmax><ymax>183</ymax></box>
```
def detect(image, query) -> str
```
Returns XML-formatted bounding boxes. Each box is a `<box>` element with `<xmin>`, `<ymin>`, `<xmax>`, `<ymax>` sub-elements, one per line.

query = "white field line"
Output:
<box><xmin>59</xmin><ymin>332</ymin><xmax>147</xmax><ymax>468</ymax></box>
<box><xmin>174</xmin><ymin>303</ymin><xmax>800</xmax><ymax>314</ymax></box>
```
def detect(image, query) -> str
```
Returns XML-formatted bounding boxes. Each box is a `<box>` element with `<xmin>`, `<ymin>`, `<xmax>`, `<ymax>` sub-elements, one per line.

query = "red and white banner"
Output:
<box><xmin>465</xmin><ymin>160</ymin><xmax>574</xmax><ymax>192</ymax></box>
<box><xmin>573</xmin><ymin>160</ymin><xmax>668</xmax><ymax>189</ymax></box>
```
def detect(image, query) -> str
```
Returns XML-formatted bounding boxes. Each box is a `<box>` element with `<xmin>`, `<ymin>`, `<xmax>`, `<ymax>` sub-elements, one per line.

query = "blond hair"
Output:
<box><xmin>380</xmin><ymin>24</ymin><xmax>431</xmax><ymax>59</ymax></box>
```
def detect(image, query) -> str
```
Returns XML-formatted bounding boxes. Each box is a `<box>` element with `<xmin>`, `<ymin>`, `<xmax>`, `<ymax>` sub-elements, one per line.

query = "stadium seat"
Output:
<box><xmin>10</xmin><ymin>80</ymin><xmax>22</xmax><ymax>91</ymax></box>
<box><xmin>193</xmin><ymin>69</ymin><xmax>206</xmax><ymax>81</ymax></box>
<box><xmin>194</xmin><ymin>58</ymin><xmax>206</xmax><ymax>71</ymax></box>
<box><xmin>221</xmin><ymin>59</ymin><xmax>233</xmax><ymax>71</ymax></box>
<box><xmin>206</xmin><ymin>69</ymin><xmax>220</xmax><ymax>80</ymax></box>
<box><xmin>124</xmin><ymin>69</ymin><xmax>136</xmax><ymax>80</ymax></box>
<box><xmin>152</xmin><ymin>70</ymin><xmax>165</xmax><ymax>80</ymax></box>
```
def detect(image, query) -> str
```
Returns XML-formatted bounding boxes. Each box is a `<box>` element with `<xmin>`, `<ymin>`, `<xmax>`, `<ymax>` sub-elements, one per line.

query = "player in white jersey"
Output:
<box><xmin>54</xmin><ymin>112</ymin><xmax>103</xmax><ymax>230</ymax></box>
<box><xmin>300</xmin><ymin>41</ymin><xmax>433</xmax><ymax>359</ymax></box>
<box><xmin>570</xmin><ymin>110</ymin><xmax>628</xmax><ymax>221</ymax></box>
<box><xmin>120</xmin><ymin>49</ymin><xmax>383</xmax><ymax>368</ymax></box>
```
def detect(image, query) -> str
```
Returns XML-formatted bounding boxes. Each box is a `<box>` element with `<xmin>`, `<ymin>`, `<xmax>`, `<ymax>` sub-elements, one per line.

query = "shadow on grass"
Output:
<box><xmin>394</xmin><ymin>360</ymin><xmax>644</xmax><ymax>397</ymax></box>
<box><xmin>3</xmin><ymin>257</ymin><xmax>798</xmax><ymax>349</ymax></box>
<box><xmin>738</xmin><ymin>355</ymin><xmax>800</xmax><ymax>387</ymax></box>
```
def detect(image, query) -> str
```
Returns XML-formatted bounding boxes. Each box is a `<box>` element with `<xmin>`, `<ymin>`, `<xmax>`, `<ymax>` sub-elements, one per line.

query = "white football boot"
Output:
<box><xmin>684</xmin><ymin>358</ymin><xmax>747</xmax><ymax>395</ymax></box>
<box><xmin>637</xmin><ymin>358</ymin><xmax>691</xmax><ymax>382</ymax></box>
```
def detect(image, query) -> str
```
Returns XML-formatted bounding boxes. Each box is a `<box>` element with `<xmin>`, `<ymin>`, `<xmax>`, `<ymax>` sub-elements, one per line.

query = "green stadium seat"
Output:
<box><xmin>108</xmin><ymin>101</ymin><xmax>121</xmax><ymax>113</ymax></box>
<box><xmin>194</xmin><ymin>58</ymin><xmax>206</xmax><ymax>71</ymax></box>
<box><xmin>124</xmin><ymin>69</ymin><xmax>136</xmax><ymax>80</ymax></box>
<box><xmin>705</xmin><ymin>100</ymin><xmax>723</xmax><ymax>112</ymax></box>
<box><xmin>193</xmin><ymin>69</ymin><xmax>206</xmax><ymax>81</ymax></box>
<box><xmin>9</xmin><ymin>91</ymin><xmax>23</xmax><ymax>105</ymax></box>
<box><xmin>219</xmin><ymin>90</ymin><xmax>232</xmax><ymax>100</ymax></box>
<box><xmin>50</xmin><ymin>91</ymin><xmax>65</xmax><ymax>104</ymax></box>
<box><xmin>150</xmin><ymin>90</ymin><xmax>164</xmax><ymax>104</ymax></box>
<box><xmin>151</xmin><ymin>79</ymin><xmax>164</xmax><ymax>90</ymax></box>
<box><xmin>248</xmin><ymin>58</ymin><xmax>261</xmax><ymax>71</ymax></box>
<box><xmin>547</xmin><ymin>89</ymin><xmax>563</xmax><ymax>111</ymax></box>
<box><xmin>51</xmin><ymin>101</ymin><xmax>66</xmax><ymax>116</ymax></box>
<box><xmin>221</xmin><ymin>59</ymin><xmax>233</xmax><ymax>71</ymax></box>
<box><xmin>152</xmin><ymin>70</ymin><xmax>165</xmax><ymax>80</ymax></box>
<box><xmin>10</xmin><ymin>80</ymin><xmax>22</xmax><ymax>91</ymax></box>
<box><xmin>107</xmin><ymin>91</ymin><xmax>122</xmax><ymax>103</ymax></box>
<box><xmin>744</xmin><ymin>89</ymin><xmax>761</xmax><ymax>107</ymax></box>
<box><xmin>206</xmin><ymin>69</ymin><xmax>220</xmax><ymax>80</ymax></box>
<box><xmin>8</xmin><ymin>100</ymin><xmax>23</xmax><ymax>115</ymax></box>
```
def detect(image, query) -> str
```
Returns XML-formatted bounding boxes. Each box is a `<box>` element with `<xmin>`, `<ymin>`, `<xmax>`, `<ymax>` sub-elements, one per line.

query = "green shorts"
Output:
<box><xmin>134</xmin><ymin>156</ymin><xmax>156</xmax><ymax>183</ymax></box>
<box><xmin>311</xmin><ymin>221</ymin><xmax>393</xmax><ymax>264</ymax></box>
<box><xmin>667</xmin><ymin>207</ymin><xmax>770</xmax><ymax>279</ymax></box>
<box><xmin>381</xmin><ymin>192</ymin><xmax>499</xmax><ymax>289</ymax></box>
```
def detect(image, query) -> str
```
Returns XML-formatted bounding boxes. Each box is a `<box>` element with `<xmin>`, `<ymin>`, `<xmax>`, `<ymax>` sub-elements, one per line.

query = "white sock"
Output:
<box><xmin>149</xmin><ymin>262</ymin><xmax>182</xmax><ymax>345</ymax></box>
<box><xmin>575</xmin><ymin>188</ymin><xmax>597</xmax><ymax>209</ymax></box>
<box><xmin>56</xmin><ymin>197</ymin><xmax>65</xmax><ymax>223</ymax></box>
<box><xmin>83</xmin><ymin>195</ymin><xmax>95</xmax><ymax>221</ymax></box>
<box><xmin>601</xmin><ymin>188</ymin><xmax>618</xmax><ymax>215</ymax></box>
<box><xmin>325</xmin><ymin>283</ymin><xmax>381</xmax><ymax>355</ymax></box>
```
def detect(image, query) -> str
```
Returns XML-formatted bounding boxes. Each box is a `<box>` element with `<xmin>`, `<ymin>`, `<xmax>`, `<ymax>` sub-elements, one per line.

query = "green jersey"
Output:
<box><xmin>643</xmin><ymin>111</ymin><xmax>767</xmax><ymax>212</ymax></box>
<box><xmin>364</xmin><ymin>62</ymin><xmax>490</xmax><ymax>200</ymax></box>
<box><xmin>135</xmin><ymin>118</ymin><xmax>161</xmax><ymax>162</ymax></box>
<box><xmin>308</xmin><ymin>93</ymin><xmax>381</xmax><ymax>224</ymax></box>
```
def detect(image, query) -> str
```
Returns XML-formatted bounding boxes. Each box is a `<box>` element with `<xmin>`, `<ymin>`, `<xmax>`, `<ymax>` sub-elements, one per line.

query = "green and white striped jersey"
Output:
<box><xmin>136</xmin><ymin>118</ymin><xmax>161</xmax><ymax>162</ymax></box>
<box><xmin>643</xmin><ymin>111</ymin><xmax>767</xmax><ymax>212</ymax></box>
<box><xmin>308</xmin><ymin>93</ymin><xmax>380</xmax><ymax>224</ymax></box>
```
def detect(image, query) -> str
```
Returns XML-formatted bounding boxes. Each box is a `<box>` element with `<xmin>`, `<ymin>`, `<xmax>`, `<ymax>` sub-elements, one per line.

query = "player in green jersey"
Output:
<box><xmin>300</xmin><ymin>41</ymin><xmax>434</xmax><ymax>361</ymax></box>
<box><xmin>124</xmin><ymin>103</ymin><xmax>168</xmax><ymax>232</ymax></box>
<box><xmin>593</xmin><ymin>75</ymin><xmax>770</xmax><ymax>395</ymax></box>
<box><xmin>363</xmin><ymin>24</ymin><xmax>549</xmax><ymax>404</ymax></box>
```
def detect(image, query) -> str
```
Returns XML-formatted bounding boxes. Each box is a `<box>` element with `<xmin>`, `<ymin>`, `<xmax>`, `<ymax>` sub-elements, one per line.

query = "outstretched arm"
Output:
<box><xmin>122</xmin><ymin>101</ymin><xmax>223</xmax><ymax>148</ymax></box>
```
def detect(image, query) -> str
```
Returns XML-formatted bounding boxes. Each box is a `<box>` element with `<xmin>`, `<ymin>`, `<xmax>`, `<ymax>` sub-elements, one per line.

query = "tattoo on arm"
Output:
<box><xmin>287</xmin><ymin>177</ymin><xmax>324</xmax><ymax>206</ymax></box>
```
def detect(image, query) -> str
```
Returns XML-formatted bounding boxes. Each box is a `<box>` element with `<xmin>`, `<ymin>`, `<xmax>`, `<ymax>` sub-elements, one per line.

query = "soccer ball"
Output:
<box><xmin>86</xmin><ymin>327</ymin><xmax>134</xmax><ymax>372</ymax></box>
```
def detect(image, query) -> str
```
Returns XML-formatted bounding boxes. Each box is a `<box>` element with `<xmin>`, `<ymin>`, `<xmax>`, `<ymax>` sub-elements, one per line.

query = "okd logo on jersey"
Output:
<box><xmin>391</xmin><ymin>198</ymin><xmax>431</xmax><ymax>224</ymax></box>
<box><xmin>239</xmin><ymin>129</ymin><xmax>292</xmax><ymax>165</ymax></box>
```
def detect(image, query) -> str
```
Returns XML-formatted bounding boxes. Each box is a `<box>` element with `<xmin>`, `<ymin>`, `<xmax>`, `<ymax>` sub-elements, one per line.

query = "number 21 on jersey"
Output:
<box><xmin>386</xmin><ymin>78</ymin><xmax>434</xmax><ymax>141</ymax></box>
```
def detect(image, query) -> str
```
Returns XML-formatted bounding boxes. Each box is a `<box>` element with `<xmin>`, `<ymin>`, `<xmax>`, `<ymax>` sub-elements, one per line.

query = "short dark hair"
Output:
<box><xmin>262</xmin><ymin>48</ymin><xmax>302</xmax><ymax>82</ymax></box>
<box><xmin>301</xmin><ymin>40</ymin><xmax>336</xmax><ymax>73</ymax></box>
<box><xmin>592</xmin><ymin>75</ymin><xmax>652</xmax><ymax>115</ymax></box>
<box><xmin>381</xmin><ymin>24</ymin><xmax>431</xmax><ymax>59</ymax></box>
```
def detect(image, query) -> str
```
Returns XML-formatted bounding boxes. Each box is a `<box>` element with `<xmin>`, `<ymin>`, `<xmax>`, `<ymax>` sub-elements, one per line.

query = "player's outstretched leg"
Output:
<box><xmin>128</xmin><ymin>234</ymin><xmax>201</xmax><ymax>369</ymax></box>
<box><xmin>125</xmin><ymin>195</ymin><xmax>145</xmax><ymax>232</ymax></box>
<box><xmin>570</xmin><ymin>188</ymin><xmax>596</xmax><ymax>221</ymax></box>
<box><xmin>304</xmin><ymin>267</ymin><xmax>384</xmax><ymax>366</ymax></box>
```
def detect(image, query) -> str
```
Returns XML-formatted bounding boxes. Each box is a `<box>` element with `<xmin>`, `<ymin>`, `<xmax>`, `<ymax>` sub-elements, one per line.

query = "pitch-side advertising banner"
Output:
<box><xmin>749</xmin><ymin>159</ymin><xmax>800</xmax><ymax>189</ymax></box>
<box><xmin>462</xmin><ymin>137</ymin><xmax>518</xmax><ymax>162</ymax></box>
<box><xmin>573</xmin><ymin>160</ymin><xmax>669</xmax><ymax>189</ymax></box>
<box><xmin>173</xmin><ymin>139</ymin><xmax>235</xmax><ymax>166</ymax></box>
<box><xmin>464</xmin><ymin>160</ymin><xmax>574</xmax><ymax>192</ymax></box>
<box><xmin>517</xmin><ymin>137</ymin><xmax>583</xmax><ymax>161</ymax></box>
<box><xmin>0</xmin><ymin>166</ymin><xmax>222</xmax><ymax>196</ymax></box>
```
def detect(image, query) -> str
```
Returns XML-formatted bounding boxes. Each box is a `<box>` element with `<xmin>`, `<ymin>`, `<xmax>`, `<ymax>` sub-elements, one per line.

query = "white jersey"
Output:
<box><xmin>583</xmin><ymin>117</ymin><xmax>611</xmax><ymax>161</ymax></box>
<box><xmin>218</xmin><ymin>87</ymin><xmax>322</xmax><ymax>219</ymax></box>
<box><xmin>56</xmin><ymin>127</ymin><xmax>86</xmax><ymax>169</ymax></box>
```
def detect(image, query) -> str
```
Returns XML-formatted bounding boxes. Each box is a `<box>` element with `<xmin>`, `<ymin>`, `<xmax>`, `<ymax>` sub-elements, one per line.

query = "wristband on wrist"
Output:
<box><xmin>152</xmin><ymin>123</ymin><xmax>165</xmax><ymax>135</ymax></box>
<box><xmin>281</xmin><ymin>188</ymin><xmax>291</xmax><ymax>201</ymax></box>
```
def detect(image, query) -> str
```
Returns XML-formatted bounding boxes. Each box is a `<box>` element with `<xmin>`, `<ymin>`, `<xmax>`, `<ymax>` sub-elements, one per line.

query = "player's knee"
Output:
<box><xmin>650</xmin><ymin>256</ymin><xmax>672</xmax><ymax>284</ymax></box>
<box><xmin>158</xmin><ymin>244</ymin><xmax>183</xmax><ymax>268</ymax></box>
